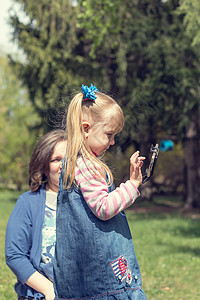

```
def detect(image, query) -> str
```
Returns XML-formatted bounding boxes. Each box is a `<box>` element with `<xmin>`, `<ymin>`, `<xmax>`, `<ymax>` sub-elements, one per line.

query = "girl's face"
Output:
<box><xmin>46</xmin><ymin>140</ymin><xmax>67</xmax><ymax>192</ymax></box>
<box><xmin>84</xmin><ymin>119</ymin><xmax>117</xmax><ymax>157</ymax></box>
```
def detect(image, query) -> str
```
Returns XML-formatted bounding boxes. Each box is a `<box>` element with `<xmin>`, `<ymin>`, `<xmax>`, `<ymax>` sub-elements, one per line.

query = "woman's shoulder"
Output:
<box><xmin>17</xmin><ymin>184</ymin><xmax>46</xmax><ymax>203</ymax></box>
<box><xmin>7</xmin><ymin>185</ymin><xmax>46</xmax><ymax>224</ymax></box>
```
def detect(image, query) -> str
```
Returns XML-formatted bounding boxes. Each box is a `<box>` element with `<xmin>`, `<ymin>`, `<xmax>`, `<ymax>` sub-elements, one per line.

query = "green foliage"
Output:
<box><xmin>77</xmin><ymin>0</ymin><xmax>200</xmax><ymax>143</ymax></box>
<box><xmin>154</xmin><ymin>143</ymin><xmax>185</xmax><ymax>194</ymax></box>
<box><xmin>77</xmin><ymin>0</ymin><xmax>200</xmax><ymax>207</ymax></box>
<box><xmin>77</xmin><ymin>0</ymin><xmax>125</xmax><ymax>57</ymax></box>
<box><xmin>0</xmin><ymin>54</ymin><xmax>39</xmax><ymax>189</ymax></box>
<box><xmin>9</xmin><ymin>0</ymin><xmax>107</xmax><ymax>131</ymax></box>
<box><xmin>8</xmin><ymin>0</ymin><xmax>200</xmax><ymax>205</ymax></box>
<box><xmin>9</xmin><ymin>0</ymin><xmax>200</xmax><ymax>138</ymax></box>
<box><xmin>179</xmin><ymin>0</ymin><xmax>200</xmax><ymax>46</ymax></box>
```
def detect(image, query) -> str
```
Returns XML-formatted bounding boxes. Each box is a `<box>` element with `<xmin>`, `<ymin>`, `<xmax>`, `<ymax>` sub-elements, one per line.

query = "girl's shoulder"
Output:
<box><xmin>76</xmin><ymin>156</ymin><xmax>106</xmax><ymax>181</ymax></box>
<box><xmin>77</xmin><ymin>156</ymin><xmax>101</xmax><ymax>171</ymax></box>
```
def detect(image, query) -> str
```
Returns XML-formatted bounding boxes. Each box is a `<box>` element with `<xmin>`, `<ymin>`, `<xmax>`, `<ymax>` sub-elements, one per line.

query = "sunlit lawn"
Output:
<box><xmin>126</xmin><ymin>206</ymin><xmax>200</xmax><ymax>299</ymax></box>
<box><xmin>0</xmin><ymin>190</ymin><xmax>22</xmax><ymax>300</ymax></box>
<box><xmin>1</xmin><ymin>190</ymin><xmax>200</xmax><ymax>299</ymax></box>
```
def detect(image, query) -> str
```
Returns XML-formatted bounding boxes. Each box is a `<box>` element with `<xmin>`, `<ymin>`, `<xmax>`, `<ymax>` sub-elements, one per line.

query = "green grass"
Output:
<box><xmin>126</xmin><ymin>210</ymin><xmax>200</xmax><ymax>299</ymax></box>
<box><xmin>0</xmin><ymin>190</ymin><xmax>22</xmax><ymax>300</ymax></box>
<box><xmin>1</xmin><ymin>191</ymin><xmax>200</xmax><ymax>299</ymax></box>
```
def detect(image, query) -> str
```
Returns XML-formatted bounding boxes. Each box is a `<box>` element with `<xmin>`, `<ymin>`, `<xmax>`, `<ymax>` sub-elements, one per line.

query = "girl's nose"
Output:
<box><xmin>110</xmin><ymin>137</ymin><xmax>115</xmax><ymax>146</ymax></box>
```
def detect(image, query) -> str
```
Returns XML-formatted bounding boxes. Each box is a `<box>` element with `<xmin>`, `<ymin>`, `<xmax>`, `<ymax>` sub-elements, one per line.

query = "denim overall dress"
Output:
<box><xmin>53</xmin><ymin>171</ymin><xmax>147</xmax><ymax>300</ymax></box>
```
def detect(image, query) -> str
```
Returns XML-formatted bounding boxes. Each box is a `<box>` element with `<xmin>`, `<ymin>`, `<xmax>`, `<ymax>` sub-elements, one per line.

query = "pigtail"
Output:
<box><xmin>64</xmin><ymin>93</ymin><xmax>84</xmax><ymax>188</ymax></box>
<box><xmin>63</xmin><ymin>93</ymin><xmax>107</xmax><ymax>189</ymax></box>
<box><xmin>64</xmin><ymin>88</ymin><xmax>124</xmax><ymax>189</ymax></box>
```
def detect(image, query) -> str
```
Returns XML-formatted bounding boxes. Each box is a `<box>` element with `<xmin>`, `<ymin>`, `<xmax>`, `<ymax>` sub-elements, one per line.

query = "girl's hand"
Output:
<box><xmin>129</xmin><ymin>151</ymin><xmax>145</xmax><ymax>189</ymax></box>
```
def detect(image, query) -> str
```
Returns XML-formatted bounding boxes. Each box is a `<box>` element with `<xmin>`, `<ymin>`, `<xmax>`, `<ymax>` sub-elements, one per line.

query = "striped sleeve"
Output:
<box><xmin>75</xmin><ymin>157</ymin><xmax>140</xmax><ymax>221</ymax></box>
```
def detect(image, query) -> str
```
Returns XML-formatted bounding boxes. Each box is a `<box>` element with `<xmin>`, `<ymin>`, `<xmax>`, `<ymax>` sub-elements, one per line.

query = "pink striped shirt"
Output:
<box><xmin>75</xmin><ymin>157</ymin><xmax>140</xmax><ymax>221</ymax></box>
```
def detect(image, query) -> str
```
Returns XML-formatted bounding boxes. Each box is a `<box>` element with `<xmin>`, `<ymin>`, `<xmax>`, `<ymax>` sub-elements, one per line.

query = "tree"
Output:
<box><xmin>160</xmin><ymin>0</ymin><xmax>200</xmax><ymax>208</ymax></box>
<box><xmin>178</xmin><ymin>0</ymin><xmax>200</xmax><ymax>208</ymax></box>
<box><xmin>9</xmin><ymin>0</ymin><xmax>200</xmax><ymax>206</ymax></box>
<box><xmin>0</xmin><ymin>53</ymin><xmax>39</xmax><ymax>190</ymax></box>
<box><xmin>8</xmin><ymin>0</ymin><xmax>108</xmax><ymax>132</ymax></box>
<box><xmin>179</xmin><ymin>0</ymin><xmax>200</xmax><ymax>47</ymax></box>
<box><xmin>78</xmin><ymin>0</ymin><xmax>200</xmax><ymax>206</ymax></box>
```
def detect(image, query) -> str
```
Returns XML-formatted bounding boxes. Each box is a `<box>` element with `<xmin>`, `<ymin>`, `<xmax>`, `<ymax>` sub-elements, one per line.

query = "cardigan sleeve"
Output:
<box><xmin>5</xmin><ymin>194</ymin><xmax>38</xmax><ymax>284</ymax></box>
<box><xmin>75</xmin><ymin>157</ymin><xmax>140</xmax><ymax>221</ymax></box>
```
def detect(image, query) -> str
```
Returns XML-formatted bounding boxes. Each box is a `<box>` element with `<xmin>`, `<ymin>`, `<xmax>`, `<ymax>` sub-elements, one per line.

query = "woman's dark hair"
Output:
<box><xmin>29</xmin><ymin>130</ymin><xmax>67</xmax><ymax>192</ymax></box>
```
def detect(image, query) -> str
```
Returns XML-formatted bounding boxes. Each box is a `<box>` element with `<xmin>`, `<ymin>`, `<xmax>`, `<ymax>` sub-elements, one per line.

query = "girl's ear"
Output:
<box><xmin>82</xmin><ymin>122</ymin><xmax>90</xmax><ymax>137</ymax></box>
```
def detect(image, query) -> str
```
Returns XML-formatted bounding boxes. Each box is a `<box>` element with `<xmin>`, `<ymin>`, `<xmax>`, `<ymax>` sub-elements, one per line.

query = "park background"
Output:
<box><xmin>0</xmin><ymin>0</ymin><xmax>200</xmax><ymax>299</ymax></box>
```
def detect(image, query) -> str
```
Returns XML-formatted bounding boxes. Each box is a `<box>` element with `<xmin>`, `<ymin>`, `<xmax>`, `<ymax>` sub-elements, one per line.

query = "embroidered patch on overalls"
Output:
<box><xmin>126</xmin><ymin>269</ymin><xmax>132</xmax><ymax>285</ymax></box>
<box><xmin>110</xmin><ymin>255</ymin><xmax>128</xmax><ymax>282</ymax></box>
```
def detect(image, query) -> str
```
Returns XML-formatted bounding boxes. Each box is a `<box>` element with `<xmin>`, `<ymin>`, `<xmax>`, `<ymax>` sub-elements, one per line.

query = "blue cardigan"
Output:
<box><xmin>5</xmin><ymin>184</ymin><xmax>46</xmax><ymax>298</ymax></box>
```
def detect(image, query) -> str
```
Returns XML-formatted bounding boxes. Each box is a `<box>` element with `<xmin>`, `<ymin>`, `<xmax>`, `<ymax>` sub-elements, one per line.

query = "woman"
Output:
<box><xmin>5</xmin><ymin>130</ymin><xmax>67</xmax><ymax>300</ymax></box>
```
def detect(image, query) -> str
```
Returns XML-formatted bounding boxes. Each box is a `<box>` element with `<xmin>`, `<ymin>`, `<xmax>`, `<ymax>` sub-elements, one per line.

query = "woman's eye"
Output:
<box><xmin>51</xmin><ymin>159</ymin><xmax>60</xmax><ymax>163</ymax></box>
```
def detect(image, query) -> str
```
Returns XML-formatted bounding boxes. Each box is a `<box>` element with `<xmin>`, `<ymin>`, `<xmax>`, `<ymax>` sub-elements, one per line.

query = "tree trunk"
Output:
<box><xmin>183</xmin><ymin>116</ymin><xmax>200</xmax><ymax>208</ymax></box>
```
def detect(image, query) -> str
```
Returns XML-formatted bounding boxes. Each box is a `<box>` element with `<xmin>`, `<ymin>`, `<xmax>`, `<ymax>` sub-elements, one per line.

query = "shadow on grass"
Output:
<box><xmin>171</xmin><ymin>218</ymin><xmax>200</xmax><ymax>238</ymax></box>
<box><xmin>173</xmin><ymin>245</ymin><xmax>200</xmax><ymax>257</ymax></box>
<box><xmin>0</xmin><ymin>189</ymin><xmax>23</xmax><ymax>203</ymax></box>
<box><xmin>128</xmin><ymin>195</ymin><xmax>200</xmax><ymax>219</ymax></box>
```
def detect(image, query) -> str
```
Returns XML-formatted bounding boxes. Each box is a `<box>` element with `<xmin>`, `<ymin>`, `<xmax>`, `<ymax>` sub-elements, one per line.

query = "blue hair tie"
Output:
<box><xmin>82</xmin><ymin>84</ymin><xmax>99</xmax><ymax>101</ymax></box>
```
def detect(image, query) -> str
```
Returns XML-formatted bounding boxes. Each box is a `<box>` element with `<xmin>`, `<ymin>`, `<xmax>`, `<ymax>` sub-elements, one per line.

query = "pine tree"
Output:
<box><xmin>9</xmin><ymin>0</ymin><xmax>105</xmax><ymax>132</ymax></box>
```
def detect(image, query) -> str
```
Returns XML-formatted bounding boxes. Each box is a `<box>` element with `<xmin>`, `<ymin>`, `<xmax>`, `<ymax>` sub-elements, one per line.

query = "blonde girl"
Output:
<box><xmin>54</xmin><ymin>84</ymin><xmax>147</xmax><ymax>300</ymax></box>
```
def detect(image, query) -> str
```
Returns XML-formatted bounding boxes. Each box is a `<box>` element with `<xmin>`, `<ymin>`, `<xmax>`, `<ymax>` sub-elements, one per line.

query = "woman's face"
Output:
<box><xmin>46</xmin><ymin>140</ymin><xmax>67</xmax><ymax>192</ymax></box>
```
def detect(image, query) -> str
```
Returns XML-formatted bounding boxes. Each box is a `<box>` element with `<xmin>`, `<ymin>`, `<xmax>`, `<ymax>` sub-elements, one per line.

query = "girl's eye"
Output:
<box><xmin>107</xmin><ymin>133</ymin><xmax>113</xmax><ymax>137</ymax></box>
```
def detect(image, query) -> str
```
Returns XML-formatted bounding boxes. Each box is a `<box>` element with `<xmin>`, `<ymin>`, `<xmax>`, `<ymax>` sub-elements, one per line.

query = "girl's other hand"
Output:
<box><xmin>129</xmin><ymin>151</ymin><xmax>145</xmax><ymax>189</ymax></box>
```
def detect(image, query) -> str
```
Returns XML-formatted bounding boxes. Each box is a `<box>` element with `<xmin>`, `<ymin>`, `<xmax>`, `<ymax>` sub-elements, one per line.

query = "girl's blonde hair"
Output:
<box><xmin>64</xmin><ymin>90</ymin><xmax>124</xmax><ymax>189</ymax></box>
